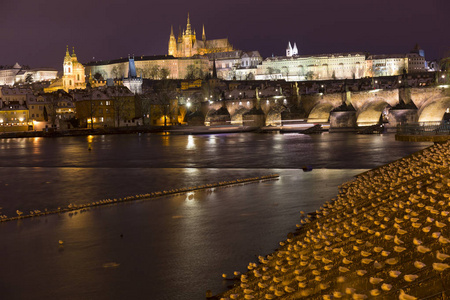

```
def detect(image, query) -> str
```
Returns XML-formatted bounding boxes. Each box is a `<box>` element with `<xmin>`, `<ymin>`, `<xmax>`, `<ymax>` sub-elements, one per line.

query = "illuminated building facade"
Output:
<box><xmin>73</xmin><ymin>86</ymin><xmax>136</xmax><ymax>128</ymax></box>
<box><xmin>168</xmin><ymin>14</ymin><xmax>233</xmax><ymax>58</ymax></box>
<box><xmin>0</xmin><ymin>63</ymin><xmax>57</xmax><ymax>86</ymax></box>
<box><xmin>62</xmin><ymin>46</ymin><xmax>86</xmax><ymax>91</ymax></box>
<box><xmin>255</xmin><ymin>43</ymin><xmax>429</xmax><ymax>81</ymax></box>
<box><xmin>206</xmin><ymin>51</ymin><xmax>262</xmax><ymax>80</ymax></box>
<box><xmin>256</xmin><ymin>52</ymin><xmax>367</xmax><ymax>81</ymax></box>
<box><xmin>85</xmin><ymin>55</ymin><xmax>209</xmax><ymax>80</ymax></box>
<box><xmin>45</xmin><ymin>46</ymin><xmax>86</xmax><ymax>93</ymax></box>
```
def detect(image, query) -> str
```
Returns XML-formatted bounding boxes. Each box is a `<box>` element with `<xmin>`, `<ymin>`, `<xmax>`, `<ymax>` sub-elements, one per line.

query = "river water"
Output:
<box><xmin>0</xmin><ymin>133</ymin><xmax>430</xmax><ymax>299</ymax></box>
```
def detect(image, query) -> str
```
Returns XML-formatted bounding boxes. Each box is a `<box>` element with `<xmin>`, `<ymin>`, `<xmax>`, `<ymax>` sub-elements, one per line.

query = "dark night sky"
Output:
<box><xmin>1</xmin><ymin>0</ymin><xmax>449</xmax><ymax>70</ymax></box>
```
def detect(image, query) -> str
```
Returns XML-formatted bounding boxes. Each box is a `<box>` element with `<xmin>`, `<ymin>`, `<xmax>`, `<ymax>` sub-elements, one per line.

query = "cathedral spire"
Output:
<box><xmin>65</xmin><ymin>45</ymin><xmax>70</xmax><ymax>57</ymax></box>
<box><xmin>186</xmin><ymin>12</ymin><xmax>191</xmax><ymax>35</ymax></box>
<box><xmin>72</xmin><ymin>46</ymin><xmax>77</xmax><ymax>57</ymax></box>
<box><xmin>170</xmin><ymin>25</ymin><xmax>174</xmax><ymax>37</ymax></box>
<box><xmin>202</xmin><ymin>24</ymin><xmax>206</xmax><ymax>42</ymax></box>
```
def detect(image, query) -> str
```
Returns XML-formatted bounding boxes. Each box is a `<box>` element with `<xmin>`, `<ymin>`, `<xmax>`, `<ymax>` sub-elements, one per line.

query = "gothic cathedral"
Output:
<box><xmin>168</xmin><ymin>14</ymin><xmax>233</xmax><ymax>58</ymax></box>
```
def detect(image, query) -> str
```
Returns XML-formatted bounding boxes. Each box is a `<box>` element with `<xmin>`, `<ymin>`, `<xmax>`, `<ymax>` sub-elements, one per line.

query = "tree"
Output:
<box><xmin>306</xmin><ymin>71</ymin><xmax>315</xmax><ymax>81</ymax></box>
<box><xmin>151</xmin><ymin>80</ymin><xmax>178</xmax><ymax>127</ymax></box>
<box><xmin>185</xmin><ymin>65</ymin><xmax>196</xmax><ymax>80</ymax></box>
<box><xmin>43</xmin><ymin>106</ymin><xmax>48</xmax><ymax>122</ymax></box>
<box><xmin>149</xmin><ymin>65</ymin><xmax>161</xmax><ymax>79</ymax></box>
<box><xmin>266</xmin><ymin>67</ymin><xmax>279</xmax><ymax>80</ymax></box>
<box><xmin>111</xmin><ymin>66</ymin><xmax>124</xmax><ymax>79</ymax></box>
<box><xmin>112</xmin><ymin>87</ymin><xmax>134</xmax><ymax>127</ymax></box>
<box><xmin>93</xmin><ymin>72</ymin><xmax>104</xmax><ymax>81</ymax></box>
<box><xmin>25</xmin><ymin>73</ymin><xmax>33</xmax><ymax>83</ymax></box>
<box><xmin>185</xmin><ymin>65</ymin><xmax>205</xmax><ymax>80</ymax></box>
<box><xmin>159</xmin><ymin>68</ymin><xmax>170</xmax><ymax>80</ymax></box>
<box><xmin>282</xmin><ymin>66</ymin><xmax>290</xmax><ymax>80</ymax></box>
<box><xmin>136</xmin><ymin>94</ymin><xmax>152</xmax><ymax>125</ymax></box>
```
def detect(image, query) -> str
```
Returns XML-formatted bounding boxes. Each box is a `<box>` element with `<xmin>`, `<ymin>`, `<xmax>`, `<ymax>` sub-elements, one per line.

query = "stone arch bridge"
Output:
<box><xmin>188</xmin><ymin>86</ymin><xmax>450</xmax><ymax>128</ymax></box>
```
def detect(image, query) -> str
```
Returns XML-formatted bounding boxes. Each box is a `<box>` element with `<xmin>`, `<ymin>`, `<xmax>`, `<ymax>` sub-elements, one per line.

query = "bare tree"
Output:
<box><xmin>111</xmin><ymin>87</ymin><xmax>134</xmax><ymax>127</ymax></box>
<box><xmin>152</xmin><ymin>80</ymin><xmax>178</xmax><ymax>127</ymax></box>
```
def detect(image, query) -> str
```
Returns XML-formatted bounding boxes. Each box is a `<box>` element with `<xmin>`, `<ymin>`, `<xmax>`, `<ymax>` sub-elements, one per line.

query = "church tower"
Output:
<box><xmin>63</xmin><ymin>46</ymin><xmax>73</xmax><ymax>91</ymax></box>
<box><xmin>168</xmin><ymin>26</ymin><xmax>177</xmax><ymax>57</ymax></box>
<box><xmin>182</xmin><ymin>13</ymin><xmax>196</xmax><ymax>57</ymax></box>
<box><xmin>62</xmin><ymin>46</ymin><xmax>86</xmax><ymax>92</ymax></box>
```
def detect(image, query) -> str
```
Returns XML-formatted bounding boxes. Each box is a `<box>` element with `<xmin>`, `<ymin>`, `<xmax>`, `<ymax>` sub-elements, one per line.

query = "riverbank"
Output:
<box><xmin>215</xmin><ymin>141</ymin><xmax>450</xmax><ymax>299</ymax></box>
<box><xmin>0</xmin><ymin>125</ymin><xmax>261</xmax><ymax>139</ymax></box>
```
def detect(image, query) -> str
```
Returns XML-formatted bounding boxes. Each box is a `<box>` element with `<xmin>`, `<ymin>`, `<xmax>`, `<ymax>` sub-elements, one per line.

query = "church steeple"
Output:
<box><xmin>168</xmin><ymin>25</ymin><xmax>177</xmax><ymax>57</ymax></box>
<box><xmin>186</xmin><ymin>13</ymin><xmax>191</xmax><ymax>35</ymax></box>
<box><xmin>178</xmin><ymin>26</ymin><xmax>182</xmax><ymax>42</ymax></box>
<box><xmin>64</xmin><ymin>45</ymin><xmax>71</xmax><ymax>62</ymax></box>
<box><xmin>202</xmin><ymin>24</ymin><xmax>206</xmax><ymax>42</ymax></box>
<box><xmin>71</xmin><ymin>46</ymin><xmax>78</xmax><ymax>61</ymax></box>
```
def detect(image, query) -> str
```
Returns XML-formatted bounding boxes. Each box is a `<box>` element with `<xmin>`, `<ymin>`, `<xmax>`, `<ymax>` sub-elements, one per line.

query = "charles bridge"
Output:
<box><xmin>186</xmin><ymin>82</ymin><xmax>450</xmax><ymax>129</ymax></box>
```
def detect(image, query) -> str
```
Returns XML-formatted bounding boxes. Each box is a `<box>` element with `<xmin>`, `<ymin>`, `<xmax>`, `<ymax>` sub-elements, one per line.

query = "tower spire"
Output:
<box><xmin>65</xmin><ymin>45</ymin><xmax>70</xmax><ymax>56</ymax></box>
<box><xmin>202</xmin><ymin>24</ymin><xmax>206</xmax><ymax>42</ymax></box>
<box><xmin>186</xmin><ymin>12</ymin><xmax>191</xmax><ymax>35</ymax></box>
<box><xmin>170</xmin><ymin>25</ymin><xmax>174</xmax><ymax>37</ymax></box>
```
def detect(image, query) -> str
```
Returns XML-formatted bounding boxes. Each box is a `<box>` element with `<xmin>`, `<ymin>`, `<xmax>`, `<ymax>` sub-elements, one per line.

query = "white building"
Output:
<box><xmin>255</xmin><ymin>52</ymin><xmax>367</xmax><ymax>81</ymax></box>
<box><xmin>206</xmin><ymin>51</ymin><xmax>262</xmax><ymax>80</ymax></box>
<box><xmin>0</xmin><ymin>63</ymin><xmax>57</xmax><ymax>86</ymax></box>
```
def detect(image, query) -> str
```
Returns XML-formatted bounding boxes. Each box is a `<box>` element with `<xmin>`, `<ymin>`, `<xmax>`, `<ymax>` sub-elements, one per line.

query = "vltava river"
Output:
<box><xmin>0</xmin><ymin>133</ymin><xmax>430</xmax><ymax>299</ymax></box>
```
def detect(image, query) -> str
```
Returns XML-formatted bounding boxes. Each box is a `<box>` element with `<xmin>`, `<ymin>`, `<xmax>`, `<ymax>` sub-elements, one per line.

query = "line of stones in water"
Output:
<box><xmin>0</xmin><ymin>174</ymin><xmax>280</xmax><ymax>223</ymax></box>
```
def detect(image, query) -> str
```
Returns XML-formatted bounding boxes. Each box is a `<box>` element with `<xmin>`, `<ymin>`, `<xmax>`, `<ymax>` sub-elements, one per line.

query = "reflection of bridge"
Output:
<box><xmin>190</xmin><ymin>86</ymin><xmax>450</xmax><ymax>128</ymax></box>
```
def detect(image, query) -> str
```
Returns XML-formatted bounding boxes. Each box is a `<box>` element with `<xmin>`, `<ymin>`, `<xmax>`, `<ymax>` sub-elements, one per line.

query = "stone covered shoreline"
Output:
<box><xmin>215</xmin><ymin>142</ymin><xmax>450</xmax><ymax>299</ymax></box>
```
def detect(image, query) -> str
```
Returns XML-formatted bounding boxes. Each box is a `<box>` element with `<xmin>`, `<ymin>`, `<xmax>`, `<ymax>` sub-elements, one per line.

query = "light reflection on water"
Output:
<box><xmin>0</xmin><ymin>133</ymin><xmax>432</xmax><ymax>299</ymax></box>
<box><xmin>0</xmin><ymin>169</ymin><xmax>364</xmax><ymax>300</ymax></box>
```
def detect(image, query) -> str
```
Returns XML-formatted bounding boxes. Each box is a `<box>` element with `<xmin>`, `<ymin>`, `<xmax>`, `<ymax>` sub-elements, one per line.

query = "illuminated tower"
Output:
<box><xmin>168</xmin><ymin>26</ymin><xmax>177</xmax><ymax>56</ymax></box>
<box><xmin>62</xmin><ymin>46</ymin><xmax>86</xmax><ymax>92</ymax></box>
<box><xmin>182</xmin><ymin>13</ymin><xmax>196</xmax><ymax>57</ymax></box>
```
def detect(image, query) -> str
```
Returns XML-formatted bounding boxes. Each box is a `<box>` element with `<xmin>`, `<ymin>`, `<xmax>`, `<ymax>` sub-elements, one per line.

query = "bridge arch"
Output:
<box><xmin>231</xmin><ymin>107</ymin><xmax>250</xmax><ymax>125</ymax></box>
<box><xmin>205</xmin><ymin>109</ymin><xmax>217</xmax><ymax>123</ymax></box>
<box><xmin>307</xmin><ymin>101</ymin><xmax>334</xmax><ymax>123</ymax></box>
<box><xmin>266</xmin><ymin>105</ymin><xmax>287</xmax><ymax>126</ymax></box>
<box><xmin>417</xmin><ymin>96</ymin><xmax>450</xmax><ymax>122</ymax></box>
<box><xmin>356</xmin><ymin>98</ymin><xmax>390</xmax><ymax>126</ymax></box>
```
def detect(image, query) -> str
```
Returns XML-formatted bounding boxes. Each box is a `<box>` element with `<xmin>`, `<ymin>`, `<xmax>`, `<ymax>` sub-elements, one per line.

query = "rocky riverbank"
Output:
<box><xmin>215</xmin><ymin>142</ymin><xmax>450</xmax><ymax>299</ymax></box>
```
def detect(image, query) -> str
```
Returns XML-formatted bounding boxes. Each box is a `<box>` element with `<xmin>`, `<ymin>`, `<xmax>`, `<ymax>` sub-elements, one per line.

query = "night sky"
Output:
<box><xmin>1</xmin><ymin>0</ymin><xmax>449</xmax><ymax>70</ymax></box>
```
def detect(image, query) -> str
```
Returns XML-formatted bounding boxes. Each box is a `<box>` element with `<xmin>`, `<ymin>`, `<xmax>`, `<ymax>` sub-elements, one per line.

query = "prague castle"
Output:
<box><xmin>168</xmin><ymin>14</ymin><xmax>233</xmax><ymax>57</ymax></box>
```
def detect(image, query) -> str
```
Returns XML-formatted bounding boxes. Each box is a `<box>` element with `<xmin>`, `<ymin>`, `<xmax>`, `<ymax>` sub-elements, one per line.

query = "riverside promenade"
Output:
<box><xmin>215</xmin><ymin>142</ymin><xmax>450</xmax><ymax>299</ymax></box>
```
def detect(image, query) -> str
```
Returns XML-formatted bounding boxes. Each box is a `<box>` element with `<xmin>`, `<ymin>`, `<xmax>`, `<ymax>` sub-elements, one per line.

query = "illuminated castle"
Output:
<box><xmin>168</xmin><ymin>14</ymin><xmax>233</xmax><ymax>57</ymax></box>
